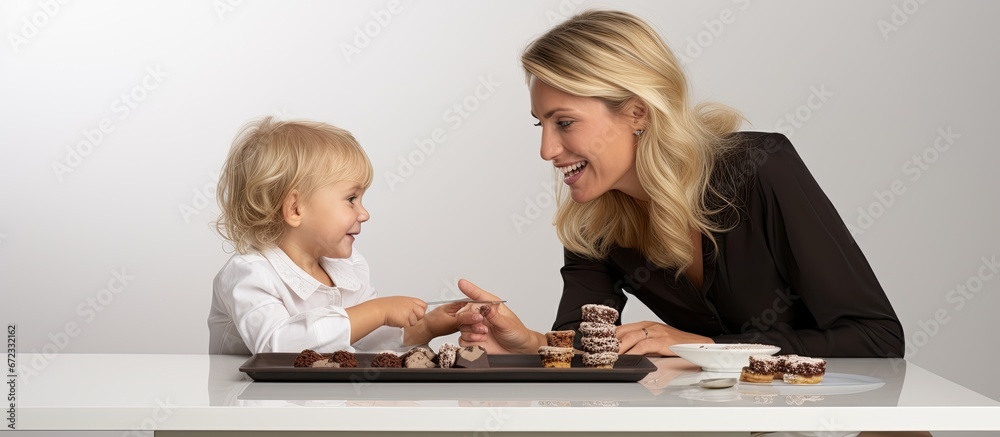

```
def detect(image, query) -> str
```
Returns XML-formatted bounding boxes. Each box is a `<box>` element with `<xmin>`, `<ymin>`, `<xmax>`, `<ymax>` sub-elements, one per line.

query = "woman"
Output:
<box><xmin>456</xmin><ymin>10</ymin><xmax>903</xmax><ymax>358</ymax></box>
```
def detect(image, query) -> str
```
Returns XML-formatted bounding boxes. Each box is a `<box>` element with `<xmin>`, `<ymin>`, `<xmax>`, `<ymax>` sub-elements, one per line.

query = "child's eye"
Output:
<box><xmin>347</xmin><ymin>196</ymin><xmax>357</xmax><ymax>204</ymax></box>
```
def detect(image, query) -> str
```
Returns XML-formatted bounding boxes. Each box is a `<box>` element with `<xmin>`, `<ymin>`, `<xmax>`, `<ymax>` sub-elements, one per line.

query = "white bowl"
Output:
<box><xmin>668</xmin><ymin>343</ymin><xmax>780</xmax><ymax>373</ymax></box>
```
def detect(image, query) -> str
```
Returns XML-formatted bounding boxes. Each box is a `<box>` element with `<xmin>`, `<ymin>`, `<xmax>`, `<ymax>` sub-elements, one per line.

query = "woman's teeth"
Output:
<box><xmin>558</xmin><ymin>161</ymin><xmax>588</xmax><ymax>177</ymax></box>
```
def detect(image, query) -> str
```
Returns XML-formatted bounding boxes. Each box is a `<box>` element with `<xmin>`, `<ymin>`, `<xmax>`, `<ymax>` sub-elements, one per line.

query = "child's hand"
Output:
<box><xmin>402</xmin><ymin>301</ymin><xmax>464</xmax><ymax>346</ymax></box>
<box><xmin>424</xmin><ymin>303</ymin><xmax>464</xmax><ymax>337</ymax></box>
<box><xmin>375</xmin><ymin>296</ymin><xmax>428</xmax><ymax>328</ymax></box>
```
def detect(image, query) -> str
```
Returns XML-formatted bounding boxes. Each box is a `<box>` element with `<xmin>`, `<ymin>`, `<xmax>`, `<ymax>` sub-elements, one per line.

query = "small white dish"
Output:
<box><xmin>668</xmin><ymin>343</ymin><xmax>780</xmax><ymax>373</ymax></box>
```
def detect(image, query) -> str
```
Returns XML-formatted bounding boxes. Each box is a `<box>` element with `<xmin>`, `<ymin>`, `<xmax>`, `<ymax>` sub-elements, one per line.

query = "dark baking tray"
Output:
<box><xmin>237</xmin><ymin>381</ymin><xmax>658</xmax><ymax>401</ymax></box>
<box><xmin>239</xmin><ymin>353</ymin><xmax>656</xmax><ymax>383</ymax></box>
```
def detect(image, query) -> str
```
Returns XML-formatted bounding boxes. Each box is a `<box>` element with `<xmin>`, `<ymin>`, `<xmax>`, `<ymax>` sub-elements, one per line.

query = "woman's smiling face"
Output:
<box><xmin>529</xmin><ymin>77</ymin><xmax>645</xmax><ymax>203</ymax></box>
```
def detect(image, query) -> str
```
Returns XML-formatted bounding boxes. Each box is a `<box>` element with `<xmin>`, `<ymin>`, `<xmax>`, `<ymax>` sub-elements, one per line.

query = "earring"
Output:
<box><xmin>634</xmin><ymin>129</ymin><xmax>644</xmax><ymax>136</ymax></box>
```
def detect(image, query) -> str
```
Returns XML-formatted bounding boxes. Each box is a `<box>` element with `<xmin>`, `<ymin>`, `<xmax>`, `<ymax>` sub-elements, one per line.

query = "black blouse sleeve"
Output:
<box><xmin>712</xmin><ymin>134</ymin><xmax>904</xmax><ymax>357</ymax></box>
<box><xmin>551</xmin><ymin>249</ymin><xmax>627</xmax><ymax>335</ymax></box>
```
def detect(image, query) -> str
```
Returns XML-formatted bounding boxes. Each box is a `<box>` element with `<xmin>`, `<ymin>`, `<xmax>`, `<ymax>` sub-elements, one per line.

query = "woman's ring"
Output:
<box><xmin>642</xmin><ymin>327</ymin><xmax>649</xmax><ymax>339</ymax></box>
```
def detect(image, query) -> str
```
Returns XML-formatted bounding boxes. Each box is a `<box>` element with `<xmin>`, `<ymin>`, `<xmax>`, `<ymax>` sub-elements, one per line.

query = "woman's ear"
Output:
<box><xmin>630</xmin><ymin>98</ymin><xmax>648</xmax><ymax>129</ymax></box>
<box><xmin>282</xmin><ymin>189</ymin><xmax>303</xmax><ymax>227</ymax></box>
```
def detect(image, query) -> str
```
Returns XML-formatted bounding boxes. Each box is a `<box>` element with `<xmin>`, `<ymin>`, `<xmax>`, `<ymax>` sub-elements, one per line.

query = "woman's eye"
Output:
<box><xmin>533</xmin><ymin>121</ymin><xmax>541</xmax><ymax>127</ymax></box>
<box><xmin>557</xmin><ymin>121</ymin><xmax>574</xmax><ymax>128</ymax></box>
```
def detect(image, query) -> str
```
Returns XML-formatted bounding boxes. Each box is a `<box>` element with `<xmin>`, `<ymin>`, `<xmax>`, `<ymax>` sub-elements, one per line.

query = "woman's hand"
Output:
<box><xmin>454</xmin><ymin>279</ymin><xmax>545</xmax><ymax>354</ymax></box>
<box><xmin>617</xmin><ymin>321</ymin><xmax>713</xmax><ymax>355</ymax></box>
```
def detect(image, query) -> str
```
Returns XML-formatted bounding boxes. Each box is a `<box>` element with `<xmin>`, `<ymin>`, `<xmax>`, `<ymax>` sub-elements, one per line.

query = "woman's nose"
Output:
<box><xmin>539</xmin><ymin>131</ymin><xmax>562</xmax><ymax>162</ymax></box>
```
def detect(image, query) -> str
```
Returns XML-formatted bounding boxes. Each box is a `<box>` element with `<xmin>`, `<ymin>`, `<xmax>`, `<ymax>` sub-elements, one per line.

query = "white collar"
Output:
<box><xmin>261</xmin><ymin>246</ymin><xmax>363</xmax><ymax>300</ymax></box>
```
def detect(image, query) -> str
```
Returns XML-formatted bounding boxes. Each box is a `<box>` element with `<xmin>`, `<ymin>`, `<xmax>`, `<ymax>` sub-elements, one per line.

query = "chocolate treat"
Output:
<box><xmin>581</xmin><ymin>335</ymin><xmax>620</xmax><ymax>353</ymax></box>
<box><xmin>739</xmin><ymin>355</ymin><xmax>780</xmax><ymax>383</ymax></box>
<box><xmin>538</xmin><ymin>346</ymin><xmax>574</xmax><ymax>368</ymax></box>
<box><xmin>294</xmin><ymin>349</ymin><xmax>324</xmax><ymax>367</ymax></box>
<box><xmin>578</xmin><ymin>322</ymin><xmax>616</xmax><ymax>338</ymax></box>
<box><xmin>453</xmin><ymin>345</ymin><xmax>490</xmax><ymax>368</ymax></box>
<box><xmin>478</xmin><ymin>305</ymin><xmax>492</xmax><ymax>318</ymax></box>
<box><xmin>545</xmin><ymin>330</ymin><xmax>576</xmax><ymax>348</ymax></box>
<box><xmin>437</xmin><ymin>343</ymin><xmax>460</xmax><ymax>369</ymax></box>
<box><xmin>774</xmin><ymin>354</ymin><xmax>799</xmax><ymax>378</ymax></box>
<box><xmin>748</xmin><ymin>355</ymin><xmax>781</xmax><ymax>374</ymax></box>
<box><xmin>330</xmin><ymin>350</ymin><xmax>359</xmax><ymax>368</ymax></box>
<box><xmin>782</xmin><ymin>357</ymin><xmax>826</xmax><ymax>384</ymax></box>
<box><xmin>371</xmin><ymin>352</ymin><xmax>402</xmax><ymax>368</ymax></box>
<box><xmin>739</xmin><ymin>366</ymin><xmax>774</xmax><ymax>383</ymax></box>
<box><xmin>401</xmin><ymin>346</ymin><xmax>437</xmax><ymax>368</ymax></box>
<box><xmin>582</xmin><ymin>351</ymin><xmax>618</xmax><ymax>369</ymax></box>
<box><xmin>310</xmin><ymin>359</ymin><xmax>341</xmax><ymax>368</ymax></box>
<box><xmin>581</xmin><ymin>304</ymin><xmax>619</xmax><ymax>324</ymax></box>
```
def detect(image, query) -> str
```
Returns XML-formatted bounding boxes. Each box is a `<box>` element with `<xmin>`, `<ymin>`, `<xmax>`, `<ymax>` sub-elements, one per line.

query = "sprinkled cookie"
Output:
<box><xmin>581</xmin><ymin>335</ymin><xmax>620</xmax><ymax>353</ymax></box>
<box><xmin>581</xmin><ymin>304</ymin><xmax>619</xmax><ymax>324</ymax></box>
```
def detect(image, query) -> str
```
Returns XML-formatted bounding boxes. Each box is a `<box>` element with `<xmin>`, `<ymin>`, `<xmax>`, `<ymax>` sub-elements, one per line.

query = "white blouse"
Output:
<box><xmin>208</xmin><ymin>246</ymin><xmax>405</xmax><ymax>355</ymax></box>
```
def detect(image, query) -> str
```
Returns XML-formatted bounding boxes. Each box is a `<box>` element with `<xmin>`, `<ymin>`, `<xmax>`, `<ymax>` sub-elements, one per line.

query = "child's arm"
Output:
<box><xmin>344</xmin><ymin>296</ymin><xmax>428</xmax><ymax>344</ymax></box>
<box><xmin>216</xmin><ymin>259</ymin><xmax>359</xmax><ymax>353</ymax></box>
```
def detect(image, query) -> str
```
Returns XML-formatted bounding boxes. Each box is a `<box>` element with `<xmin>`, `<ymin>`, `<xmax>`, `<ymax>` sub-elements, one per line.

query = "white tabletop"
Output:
<box><xmin>13</xmin><ymin>353</ymin><xmax>1000</xmax><ymax>433</ymax></box>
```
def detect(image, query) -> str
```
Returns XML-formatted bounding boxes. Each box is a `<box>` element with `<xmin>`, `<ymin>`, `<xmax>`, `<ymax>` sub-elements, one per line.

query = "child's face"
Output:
<box><xmin>299</xmin><ymin>180</ymin><xmax>370</xmax><ymax>259</ymax></box>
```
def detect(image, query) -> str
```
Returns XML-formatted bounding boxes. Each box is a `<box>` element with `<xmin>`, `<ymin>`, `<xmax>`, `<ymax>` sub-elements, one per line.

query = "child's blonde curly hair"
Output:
<box><xmin>215</xmin><ymin>117</ymin><xmax>373</xmax><ymax>253</ymax></box>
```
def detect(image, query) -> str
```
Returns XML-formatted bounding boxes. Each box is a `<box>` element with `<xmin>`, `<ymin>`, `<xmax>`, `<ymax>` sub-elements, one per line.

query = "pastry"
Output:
<box><xmin>774</xmin><ymin>354</ymin><xmax>799</xmax><ymax>379</ymax></box>
<box><xmin>310</xmin><ymin>358</ymin><xmax>340</xmax><ymax>368</ymax></box>
<box><xmin>329</xmin><ymin>350</ymin><xmax>359</xmax><ymax>368</ymax></box>
<box><xmin>454</xmin><ymin>345</ymin><xmax>490</xmax><ymax>368</ymax></box>
<box><xmin>545</xmin><ymin>330</ymin><xmax>576</xmax><ymax>348</ymax></box>
<box><xmin>782</xmin><ymin>357</ymin><xmax>826</xmax><ymax>384</ymax></box>
<box><xmin>582</xmin><ymin>351</ymin><xmax>618</xmax><ymax>369</ymax></box>
<box><xmin>538</xmin><ymin>346</ymin><xmax>574</xmax><ymax>368</ymax></box>
<box><xmin>437</xmin><ymin>343</ymin><xmax>460</xmax><ymax>369</ymax></box>
<box><xmin>370</xmin><ymin>352</ymin><xmax>402</xmax><ymax>368</ymax></box>
<box><xmin>293</xmin><ymin>349</ymin><xmax>324</xmax><ymax>367</ymax></box>
<box><xmin>578</xmin><ymin>322</ymin><xmax>616</xmax><ymax>338</ymax></box>
<box><xmin>740</xmin><ymin>366</ymin><xmax>773</xmax><ymax>383</ymax></box>
<box><xmin>401</xmin><ymin>346</ymin><xmax>437</xmax><ymax>368</ymax></box>
<box><xmin>739</xmin><ymin>354</ymin><xmax>780</xmax><ymax>383</ymax></box>
<box><xmin>581</xmin><ymin>335</ymin><xmax>620</xmax><ymax>353</ymax></box>
<box><xmin>581</xmin><ymin>304</ymin><xmax>619</xmax><ymax>324</ymax></box>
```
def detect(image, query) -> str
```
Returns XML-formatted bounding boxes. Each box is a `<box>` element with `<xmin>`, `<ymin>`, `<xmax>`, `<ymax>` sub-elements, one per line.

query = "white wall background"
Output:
<box><xmin>1</xmin><ymin>0</ymin><xmax>998</xmax><ymax>404</ymax></box>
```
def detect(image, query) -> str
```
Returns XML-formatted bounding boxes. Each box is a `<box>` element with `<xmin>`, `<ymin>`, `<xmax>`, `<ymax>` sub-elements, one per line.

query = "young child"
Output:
<box><xmin>208</xmin><ymin>117</ymin><xmax>458</xmax><ymax>354</ymax></box>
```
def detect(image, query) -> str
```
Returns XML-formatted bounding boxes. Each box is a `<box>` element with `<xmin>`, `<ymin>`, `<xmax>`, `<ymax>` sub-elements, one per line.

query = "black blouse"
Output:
<box><xmin>551</xmin><ymin>132</ymin><xmax>904</xmax><ymax>358</ymax></box>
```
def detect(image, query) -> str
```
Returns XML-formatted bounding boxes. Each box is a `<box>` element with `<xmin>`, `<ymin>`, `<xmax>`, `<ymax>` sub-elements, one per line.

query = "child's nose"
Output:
<box><xmin>358</xmin><ymin>205</ymin><xmax>370</xmax><ymax>222</ymax></box>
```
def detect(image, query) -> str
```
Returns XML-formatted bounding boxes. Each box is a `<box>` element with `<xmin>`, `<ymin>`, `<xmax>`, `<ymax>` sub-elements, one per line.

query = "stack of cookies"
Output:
<box><xmin>579</xmin><ymin>304</ymin><xmax>620</xmax><ymax>369</ymax></box>
<box><xmin>538</xmin><ymin>330</ymin><xmax>575</xmax><ymax>368</ymax></box>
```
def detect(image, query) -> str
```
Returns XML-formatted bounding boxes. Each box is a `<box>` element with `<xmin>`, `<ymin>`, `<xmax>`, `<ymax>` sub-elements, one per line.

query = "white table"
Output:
<box><xmin>12</xmin><ymin>353</ymin><xmax>1000</xmax><ymax>435</ymax></box>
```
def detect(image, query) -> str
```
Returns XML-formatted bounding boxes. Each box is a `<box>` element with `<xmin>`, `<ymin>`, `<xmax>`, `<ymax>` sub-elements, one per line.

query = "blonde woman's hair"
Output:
<box><xmin>215</xmin><ymin>117</ymin><xmax>373</xmax><ymax>253</ymax></box>
<box><xmin>522</xmin><ymin>10</ymin><xmax>745</xmax><ymax>275</ymax></box>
